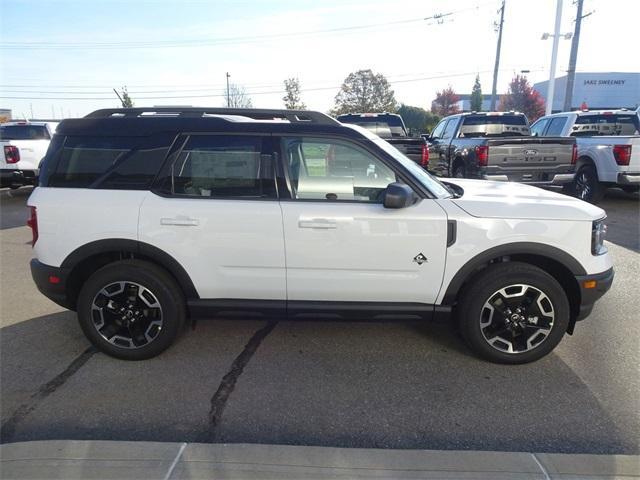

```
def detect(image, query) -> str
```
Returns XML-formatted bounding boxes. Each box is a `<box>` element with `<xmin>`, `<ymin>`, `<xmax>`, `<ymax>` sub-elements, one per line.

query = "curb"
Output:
<box><xmin>1</xmin><ymin>440</ymin><xmax>639</xmax><ymax>479</ymax></box>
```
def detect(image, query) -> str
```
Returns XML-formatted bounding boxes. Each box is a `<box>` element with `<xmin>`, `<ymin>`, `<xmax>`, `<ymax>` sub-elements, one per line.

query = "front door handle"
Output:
<box><xmin>161</xmin><ymin>216</ymin><xmax>199</xmax><ymax>226</ymax></box>
<box><xmin>298</xmin><ymin>218</ymin><xmax>337</xmax><ymax>229</ymax></box>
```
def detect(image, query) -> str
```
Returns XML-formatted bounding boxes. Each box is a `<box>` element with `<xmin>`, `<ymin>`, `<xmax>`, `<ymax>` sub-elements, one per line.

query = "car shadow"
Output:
<box><xmin>599</xmin><ymin>189</ymin><xmax>640</xmax><ymax>252</ymax></box>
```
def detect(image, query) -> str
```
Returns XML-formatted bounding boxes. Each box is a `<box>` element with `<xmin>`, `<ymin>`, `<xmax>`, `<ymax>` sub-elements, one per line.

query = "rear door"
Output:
<box><xmin>277</xmin><ymin>135</ymin><xmax>448</xmax><ymax>306</ymax></box>
<box><xmin>139</xmin><ymin>133</ymin><xmax>286</xmax><ymax>301</ymax></box>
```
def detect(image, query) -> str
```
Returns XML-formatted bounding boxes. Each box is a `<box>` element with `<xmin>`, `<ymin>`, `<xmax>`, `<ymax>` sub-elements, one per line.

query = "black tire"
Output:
<box><xmin>77</xmin><ymin>259</ymin><xmax>186</xmax><ymax>360</ymax></box>
<box><xmin>456</xmin><ymin>262</ymin><xmax>570</xmax><ymax>364</ymax></box>
<box><xmin>452</xmin><ymin>163</ymin><xmax>466</xmax><ymax>178</ymax></box>
<box><xmin>572</xmin><ymin>165</ymin><xmax>604</xmax><ymax>203</ymax></box>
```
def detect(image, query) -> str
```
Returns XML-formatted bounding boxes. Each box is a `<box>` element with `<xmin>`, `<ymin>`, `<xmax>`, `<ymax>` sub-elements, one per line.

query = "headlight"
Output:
<box><xmin>592</xmin><ymin>218</ymin><xmax>608</xmax><ymax>255</ymax></box>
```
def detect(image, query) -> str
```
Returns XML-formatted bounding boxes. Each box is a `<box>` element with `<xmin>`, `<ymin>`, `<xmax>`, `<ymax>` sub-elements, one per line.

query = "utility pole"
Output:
<box><xmin>563</xmin><ymin>0</ymin><xmax>584</xmax><ymax>111</ymax></box>
<box><xmin>113</xmin><ymin>88</ymin><xmax>124</xmax><ymax>106</ymax></box>
<box><xmin>30</xmin><ymin>103</ymin><xmax>34</xmax><ymax>120</ymax></box>
<box><xmin>226</xmin><ymin>72</ymin><xmax>231</xmax><ymax>107</ymax></box>
<box><xmin>545</xmin><ymin>0</ymin><xmax>563</xmax><ymax>115</ymax></box>
<box><xmin>490</xmin><ymin>0</ymin><xmax>505</xmax><ymax>111</ymax></box>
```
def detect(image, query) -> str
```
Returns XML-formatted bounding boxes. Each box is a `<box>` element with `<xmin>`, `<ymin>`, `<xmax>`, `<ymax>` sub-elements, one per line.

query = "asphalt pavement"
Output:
<box><xmin>1</xmin><ymin>186</ymin><xmax>638</xmax><ymax>455</ymax></box>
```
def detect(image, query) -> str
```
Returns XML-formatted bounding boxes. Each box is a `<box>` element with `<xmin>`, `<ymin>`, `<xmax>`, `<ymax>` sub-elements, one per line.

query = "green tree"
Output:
<box><xmin>282</xmin><ymin>77</ymin><xmax>306</xmax><ymax>110</ymax></box>
<box><xmin>119</xmin><ymin>86</ymin><xmax>134</xmax><ymax>108</ymax></box>
<box><xmin>431</xmin><ymin>86</ymin><xmax>460</xmax><ymax>116</ymax></box>
<box><xmin>470</xmin><ymin>75</ymin><xmax>483</xmax><ymax>111</ymax></box>
<box><xmin>333</xmin><ymin>69</ymin><xmax>397</xmax><ymax>115</ymax></box>
<box><xmin>498</xmin><ymin>75</ymin><xmax>545</xmax><ymax>121</ymax></box>
<box><xmin>397</xmin><ymin>104</ymin><xmax>441</xmax><ymax>135</ymax></box>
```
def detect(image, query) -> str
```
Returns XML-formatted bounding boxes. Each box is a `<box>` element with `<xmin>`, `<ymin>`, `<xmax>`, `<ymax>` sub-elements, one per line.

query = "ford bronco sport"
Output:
<box><xmin>29</xmin><ymin>108</ymin><xmax>613</xmax><ymax>364</ymax></box>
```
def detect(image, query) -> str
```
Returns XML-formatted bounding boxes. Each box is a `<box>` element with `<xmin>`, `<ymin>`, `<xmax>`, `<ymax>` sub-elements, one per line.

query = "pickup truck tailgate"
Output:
<box><xmin>386</xmin><ymin>138</ymin><xmax>425</xmax><ymax>164</ymax></box>
<box><xmin>486</xmin><ymin>137</ymin><xmax>575</xmax><ymax>182</ymax></box>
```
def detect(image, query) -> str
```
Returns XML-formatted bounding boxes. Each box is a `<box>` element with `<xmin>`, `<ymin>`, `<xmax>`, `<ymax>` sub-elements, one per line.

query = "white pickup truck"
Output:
<box><xmin>531</xmin><ymin>109</ymin><xmax>640</xmax><ymax>203</ymax></box>
<box><xmin>1</xmin><ymin>121</ymin><xmax>58</xmax><ymax>189</ymax></box>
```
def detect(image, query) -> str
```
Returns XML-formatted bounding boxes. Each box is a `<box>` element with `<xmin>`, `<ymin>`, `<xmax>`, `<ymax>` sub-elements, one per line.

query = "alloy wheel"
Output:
<box><xmin>575</xmin><ymin>172</ymin><xmax>592</xmax><ymax>200</ymax></box>
<box><xmin>91</xmin><ymin>281</ymin><xmax>163</xmax><ymax>349</ymax></box>
<box><xmin>479</xmin><ymin>284</ymin><xmax>555</xmax><ymax>354</ymax></box>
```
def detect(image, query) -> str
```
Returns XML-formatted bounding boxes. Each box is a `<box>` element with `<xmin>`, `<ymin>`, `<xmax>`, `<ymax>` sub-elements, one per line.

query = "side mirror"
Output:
<box><xmin>383</xmin><ymin>182</ymin><xmax>417</xmax><ymax>209</ymax></box>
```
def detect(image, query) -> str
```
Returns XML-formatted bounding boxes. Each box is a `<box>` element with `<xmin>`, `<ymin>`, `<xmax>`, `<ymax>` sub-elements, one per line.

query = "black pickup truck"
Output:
<box><xmin>425</xmin><ymin>112</ymin><xmax>577</xmax><ymax>186</ymax></box>
<box><xmin>336</xmin><ymin>113</ymin><xmax>428</xmax><ymax>166</ymax></box>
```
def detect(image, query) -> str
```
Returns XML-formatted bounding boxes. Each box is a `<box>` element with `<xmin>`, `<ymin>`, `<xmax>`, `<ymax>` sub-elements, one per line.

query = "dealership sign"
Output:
<box><xmin>583</xmin><ymin>79</ymin><xmax>626</xmax><ymax>86</ymax></box>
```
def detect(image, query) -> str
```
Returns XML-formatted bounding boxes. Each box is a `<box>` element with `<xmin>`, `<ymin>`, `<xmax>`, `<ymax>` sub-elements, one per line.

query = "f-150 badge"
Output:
<box><xmin>413</xmin><ymin>253</ymin><xmax>428</xmax><ymax>265</ymax></box>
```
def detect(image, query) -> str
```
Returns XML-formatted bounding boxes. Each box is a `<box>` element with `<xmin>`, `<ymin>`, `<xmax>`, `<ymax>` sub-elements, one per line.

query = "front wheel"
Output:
<box><xmin>456</xmin><ymin>262</ymin><xmax>570</xmax><ymax>364</ymax></box>
<box><xmin>77</xmin><ymin>260</ymin><xmax>186</xmax><ymax>360</ymax></box>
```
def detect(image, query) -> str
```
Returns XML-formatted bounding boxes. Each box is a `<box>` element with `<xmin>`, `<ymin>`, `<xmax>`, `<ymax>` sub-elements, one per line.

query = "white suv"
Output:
<box><xmin>28</xmin><ymin>108</ymin><xmax>614</xmax><ymax>364</ymax></box>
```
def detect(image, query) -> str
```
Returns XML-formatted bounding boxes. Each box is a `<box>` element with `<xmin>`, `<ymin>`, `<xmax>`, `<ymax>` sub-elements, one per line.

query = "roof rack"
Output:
<box><xmin>85</xmin><ymin>107</ymin><xmax>339</xmax><ymax>125</ymax></box>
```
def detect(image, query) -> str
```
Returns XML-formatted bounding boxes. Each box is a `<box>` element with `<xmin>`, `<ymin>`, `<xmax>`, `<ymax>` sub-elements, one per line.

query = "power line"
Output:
<box><xmin>0</xmin><ymin>68</ymin><xmax>542</xmax><ymax>101</ymax></box>
<box><xmin>0</xmin><ymin>3</ymin><xmax>494</xmax><ymax>50</ymax></box>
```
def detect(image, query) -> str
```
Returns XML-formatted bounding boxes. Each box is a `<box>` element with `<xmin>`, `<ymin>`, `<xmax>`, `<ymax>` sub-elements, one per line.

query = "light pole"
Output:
<box><xmin>541</xmin><ymin>0</ymin><xmax>572</xmax><ymax>115</ymax></box>
<box><xmin>226</xmin><ymin>72</ymin><xmax>231</xmax><ymax>107</ymax></box>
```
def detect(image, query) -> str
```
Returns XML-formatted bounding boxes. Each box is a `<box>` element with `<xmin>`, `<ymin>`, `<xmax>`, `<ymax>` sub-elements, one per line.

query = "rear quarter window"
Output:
<box><xmin>44</xmin><ymin>134</ymin><xmax>173</xmax><ymax>189</ymax></box>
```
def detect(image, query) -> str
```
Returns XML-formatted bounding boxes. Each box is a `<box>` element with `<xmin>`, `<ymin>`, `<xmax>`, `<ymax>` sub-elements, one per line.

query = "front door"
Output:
<box><xmin>278</xmin><ymin>136</ymin><xmax>448</xmax><ymax>305</ymax></box>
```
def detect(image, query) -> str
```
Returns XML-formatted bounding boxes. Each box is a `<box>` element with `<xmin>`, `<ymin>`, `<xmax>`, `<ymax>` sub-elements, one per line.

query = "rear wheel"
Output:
<box><xmin>456</xmin><ymin>262</ymin><xmax>570</xmax><ymax>364</ymax></box>
<box><xmin>572</xmin><ymin>166</ymin><xmax>604</xmax><ymax>203</ymax></box>
<box><xmin>77</xmin><ymin>260</ymin><xmax>185</xmax><ymax>360</ymax></box>
<box><xmin>452</xmin><ymin>164</ymin><xmax>466</xmax><ymax>178</ymax></box>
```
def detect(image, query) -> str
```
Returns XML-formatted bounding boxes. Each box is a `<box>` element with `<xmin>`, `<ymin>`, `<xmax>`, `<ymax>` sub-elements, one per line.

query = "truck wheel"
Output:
<box><xmin>573</xmin><ymin>166</ymin><xmax>604</xmax><ymax>203</ymax></box>
<box><xmin>452</xmin><ymin>164</ymin><xmax>466</xmax><ymax>178</ymax></box>
<box><xmin>456</xmin><ymin>262</ymin><xmax>570</xmax><ymax>364</ymax></box>
<box><xmin>77</xmin><ymin>260</ymin><xmax>186</xmax><ymax>360</ymax></box>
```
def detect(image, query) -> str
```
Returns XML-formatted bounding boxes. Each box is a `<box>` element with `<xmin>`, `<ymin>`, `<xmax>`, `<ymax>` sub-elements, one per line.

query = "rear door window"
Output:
<box><xmin>164</xmin><ymin>135</ymin><xmax>276</xmax><ymax>199</ymax></box>
<box><xmin>442</xmin><ymin>118</ymin><xmax>459</xmax><ymax>139</ymax></box>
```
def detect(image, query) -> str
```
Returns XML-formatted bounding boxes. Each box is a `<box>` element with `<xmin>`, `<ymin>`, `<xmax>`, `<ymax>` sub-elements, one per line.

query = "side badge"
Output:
<box><xmin>413</xmin><ymin>253</ymin><xmax>428</xmax><ymax>265</ymax></box>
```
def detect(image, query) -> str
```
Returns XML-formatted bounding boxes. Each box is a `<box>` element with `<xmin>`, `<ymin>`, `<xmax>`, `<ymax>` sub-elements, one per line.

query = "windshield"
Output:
<box><xmin>350</xmin><ymin>126</ymin><xmax>452</xmax><ymax>198</ymax></box>
<box><xmin>0</xmin><ymin>124</ymin><xmax>50</xmax><ymax>140</ymax></box>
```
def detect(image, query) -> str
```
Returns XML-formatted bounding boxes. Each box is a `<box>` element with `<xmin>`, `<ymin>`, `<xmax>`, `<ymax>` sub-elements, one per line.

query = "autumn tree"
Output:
<box><xmin>431</xmin><ymin>86</ymin><xmax>460</xmax><ymax>116</ymax></box>
<box><xmin>498</xmin><ymin>75</ymin><xmax>545</xmax><ymax>121</ymax></box>
<box><xmin>118</xmin><ymin>86</ymin><xmax>134</xmax><ymax>108</ymax></box>
<box><xmin>333</xmin><ymin>69</ymin><xmax>397</xmax><ymax>115</ymax></box>
<box><xmin>282</xmin><ymin>77</ymin><xmax>306</xmax><ymax>110</ymax></box>
<box><xmin>470</xmin><ymin>75</ymin><xmax>483</xmax><ymax>111</ymax></box>
<box><xmin>397</xmin><ymin>104</ymin><xmax>441</xmax><ymax>134</ymax></box>
<box><xmin>223</xmin><ymin>84</ymin><xmax>253</xmax><ymax>108</ymax></box>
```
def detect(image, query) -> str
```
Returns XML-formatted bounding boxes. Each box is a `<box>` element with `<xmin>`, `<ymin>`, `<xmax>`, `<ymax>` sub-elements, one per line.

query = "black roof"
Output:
<box><xmin>56</xmin><ymin>107</ymin><xmax>357</xmax><ymax>137</ymax></box>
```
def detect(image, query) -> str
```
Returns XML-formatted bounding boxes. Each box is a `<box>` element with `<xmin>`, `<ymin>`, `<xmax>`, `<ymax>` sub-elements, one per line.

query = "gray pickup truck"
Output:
<box><xmin>336</xmin><ymin>113</ymin><xmax>428</xmax><ymax>167</ymax></box>
<box><xmin>425</xmin><ymin>112</ymin><xmax>577</xmax><ymax>186</ymax></box>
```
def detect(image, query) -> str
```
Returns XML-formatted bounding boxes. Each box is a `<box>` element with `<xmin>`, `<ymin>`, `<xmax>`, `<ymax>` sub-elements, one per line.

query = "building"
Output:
<box><xmin>534</xmin><ymin>72</ymin><xmax>640</xmax><ymax>112</ymax></box>
<box><xmin>455</xmin><ymin>95</ymin><xmax>501</xmax><ymax>112</ymax></box>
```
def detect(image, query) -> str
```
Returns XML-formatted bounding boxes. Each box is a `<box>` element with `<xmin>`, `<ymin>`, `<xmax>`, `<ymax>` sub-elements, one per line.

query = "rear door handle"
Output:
<box><xmin>161</xmin><ymin>216</ymin><xmax>199</xmax><ymax>226</ymax></box>
<box><xmin>298</xmin><ymin>218</ymin><xmax>337</xmax><ymax>229</ymax></box>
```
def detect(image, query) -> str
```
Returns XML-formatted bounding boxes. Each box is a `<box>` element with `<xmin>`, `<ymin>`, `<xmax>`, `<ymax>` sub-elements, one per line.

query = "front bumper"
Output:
<box><xmin>483</xmin><ymin>172</ymin><xmax>575</xmax><ymax>185</ymax></box>
<box><xmin>575</xmin><ymin>267</ymin><xmax>614</xmax><ymax>321</ymax></box>
<box><xmin>617</xmin><ymin>172</ymin><xmax>640</xmax><ymax>185</ymax></box>
<box><xmin>30</xmin><ymin>259</ymin><xmax>73</xmax><ymax>310</ymax></box>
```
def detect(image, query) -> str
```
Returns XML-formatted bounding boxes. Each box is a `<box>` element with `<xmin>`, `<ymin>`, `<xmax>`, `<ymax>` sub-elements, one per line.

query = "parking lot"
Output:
<box><xmin>1</xmin><ymin>187</ymin><xmax>638</xmax><ymax>454</ymax></box>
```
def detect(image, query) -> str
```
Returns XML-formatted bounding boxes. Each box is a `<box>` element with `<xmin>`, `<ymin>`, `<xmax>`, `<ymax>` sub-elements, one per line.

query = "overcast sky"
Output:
<box><xmin>1</xmin><ymin>0</ymin><xmax>638</xmax><ymax>119</ymax></box>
